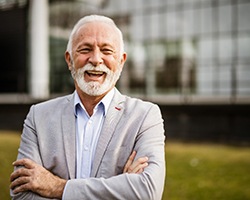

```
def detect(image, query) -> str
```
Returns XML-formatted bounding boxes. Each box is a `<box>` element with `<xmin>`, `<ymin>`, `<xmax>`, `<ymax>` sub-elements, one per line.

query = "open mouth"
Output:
<box><xmin>86</xmin><ymin>70</ymin><xmax>105</xmax><ymax>76</ymax></box>
<box><xmin>85</xmin><ymin>70</ymin><xmax>106</xmax><ymax>81</ymax></box>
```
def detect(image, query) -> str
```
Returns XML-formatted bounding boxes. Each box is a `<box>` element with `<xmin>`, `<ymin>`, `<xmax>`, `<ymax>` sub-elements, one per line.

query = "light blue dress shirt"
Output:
<box><xmin>74</xmin><ymin>89</ymin><xmax>114</xmax><ymax>179</ymax></box>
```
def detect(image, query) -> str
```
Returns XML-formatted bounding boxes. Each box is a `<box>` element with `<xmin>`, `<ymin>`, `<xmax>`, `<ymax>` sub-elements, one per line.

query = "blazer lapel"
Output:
<box><xmin>61</xmin><ymin>94</ymin><xmax>76</xmax><ymax>179</ymax></box>
<box><xmin>91</xmin><ymin>89</ymin><xmax>125</xmax><ymax>177</ymax></box>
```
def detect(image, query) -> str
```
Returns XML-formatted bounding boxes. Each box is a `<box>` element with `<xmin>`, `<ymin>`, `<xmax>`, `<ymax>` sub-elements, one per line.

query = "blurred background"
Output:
<box><xmin>0</xmin><ymin>0</ymin><xmax>250</xmax><ymax>199</ymax></box>
<box><xmin>0</xmin><ymin>0</ymin><xmax>250</xmax><ymax>143</ymax></box>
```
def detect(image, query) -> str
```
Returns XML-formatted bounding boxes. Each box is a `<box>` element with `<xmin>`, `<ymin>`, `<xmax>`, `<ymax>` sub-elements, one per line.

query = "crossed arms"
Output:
<box><xmin>10</xmin><ymin>100</ymin><xmax>166</xmax><ymax>200</ymax></box>
<box><xmin>10</xmin><ymin>150</ymin><xmax>148</xmax><ymax>199</ymax></box>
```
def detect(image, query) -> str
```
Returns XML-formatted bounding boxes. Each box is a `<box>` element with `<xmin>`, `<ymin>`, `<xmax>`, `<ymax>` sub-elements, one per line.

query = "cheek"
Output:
<box><xmin>73</xmin><ymin>54</ymin><xmax>88</xmax><ymax>68</ymax></box>
<box><xmin>107</xmin><ymin>63</ymin><xmax>118</xmax><ymax>73</ymax></box>
<box><xmin>104</xmin><ymin>57</ymin><xmax>121</xmax><ymax>72</ymax></box>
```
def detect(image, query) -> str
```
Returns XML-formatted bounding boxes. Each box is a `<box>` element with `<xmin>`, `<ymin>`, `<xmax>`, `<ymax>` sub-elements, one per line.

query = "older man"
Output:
<box><xmin>10</xmin><ymin>15</ymin><xmax>166</xmax><ymax>200</ymax></box>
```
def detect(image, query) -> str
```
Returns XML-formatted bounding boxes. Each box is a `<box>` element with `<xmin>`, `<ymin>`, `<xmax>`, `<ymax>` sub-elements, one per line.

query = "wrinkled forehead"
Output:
<box><xmin>73</xmin><ymin>21</ymin><xmax>122</xmax><ymax>49</ymax></box>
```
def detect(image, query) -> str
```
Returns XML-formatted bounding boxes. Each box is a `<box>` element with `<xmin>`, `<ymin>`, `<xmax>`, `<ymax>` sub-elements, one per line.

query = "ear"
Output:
<box><xmin>120</xmin><ymin>52</ymin><xmax>127</xmax><ymax>69</ymax></box>
<box><xmin>65</xmin><ymin>51</ymin><xmax>73</xmax><ymax>70</ymax></box>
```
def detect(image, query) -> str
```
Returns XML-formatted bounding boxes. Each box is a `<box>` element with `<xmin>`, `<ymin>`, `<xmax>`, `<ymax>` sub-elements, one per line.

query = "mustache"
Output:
<box><xmin>82</xmin><ymin>63</ymin><xmax>110</xmax><ymax>74</ymax></box>
<box><xmin>71</xmin><ymin>63</ymin><xmax>111</xmax><ymax>79</ymax></box>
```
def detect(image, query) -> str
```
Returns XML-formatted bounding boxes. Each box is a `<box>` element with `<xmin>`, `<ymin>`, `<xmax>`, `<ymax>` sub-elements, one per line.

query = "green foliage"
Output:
<box><xmin>1</xmin><ymin>132</ymin><xmax>250</xmax><ymax>200</ymax></box>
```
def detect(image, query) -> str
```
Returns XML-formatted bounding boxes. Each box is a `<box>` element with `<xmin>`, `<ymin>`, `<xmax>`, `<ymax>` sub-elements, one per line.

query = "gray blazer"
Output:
<box><xmin>11</xmin><ymin>89</ymin><xmax>166</xmax><ymax>200</ymax></box>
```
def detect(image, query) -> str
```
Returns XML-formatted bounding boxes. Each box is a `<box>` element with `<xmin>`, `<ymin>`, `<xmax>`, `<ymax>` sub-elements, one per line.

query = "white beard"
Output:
<box><xmin>71</xmin><ymin>63</ymin><xmax>122</xmax><ymax>96</ymax></box>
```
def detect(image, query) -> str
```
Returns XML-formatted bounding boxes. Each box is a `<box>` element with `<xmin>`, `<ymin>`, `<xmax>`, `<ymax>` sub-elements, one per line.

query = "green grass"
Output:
<box><xmin>1</xmin><ymin>131</ymin><xmax>250</xmax><ymax>200</ymax></box>
<box><xmin>0</xmin><ymin>131</ymin><xmax>20</xmax><ymax>200</ymax></box>
<box><xmin>162</xmin><ymin>142</ymin><xmax>250</xmax><ymax>200</ymax></box>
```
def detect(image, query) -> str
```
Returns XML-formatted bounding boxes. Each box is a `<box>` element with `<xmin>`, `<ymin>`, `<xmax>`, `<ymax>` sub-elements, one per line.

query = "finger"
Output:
<box><xmin>12</xmin><ymin>182</ymin><xmax>30</xmax><ymax>194</ymax></box>
<box><xmin>10</xmin><ymin>176</ymin><xmax>30</xmax><ymax>190</ymax></box>
<box><xmin>133</xmin><ymin>162</ymin><xmax>148</xmax><ymax>174</ymax></box>
<box><xmin>12</xmin><ymin>158</ymin><xmax>35</xmax><ymax>169</ymax></box>
<box><xmin>136</xmin><ymin>168</ymin><xmax>143</xmax><ymax>174</ymax></box>
<box><xmin>127</xmin><ymin>151</ymin><xmax>136</xmax><ymax>164</ymax></box>
<box><xmin>123</xmin><ymin>151</ymin><xmax>136</xmax><ymax>173</ymax></box>
<box><xmin>127</xmin><ymin>156</ymin><xmax>148</xmax><ymax>173</ymax></box>
<box><xmin>10</xmin><ymin>168</ymin><xmax>31</xmax><ymax>182</ymax></box>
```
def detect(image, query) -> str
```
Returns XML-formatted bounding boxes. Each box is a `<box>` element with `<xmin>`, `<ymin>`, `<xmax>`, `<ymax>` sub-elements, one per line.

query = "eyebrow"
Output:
<box><xmin>77</xmin><ymin>42</ymin><xmax>115</xmax><ymax>50</ymax></box>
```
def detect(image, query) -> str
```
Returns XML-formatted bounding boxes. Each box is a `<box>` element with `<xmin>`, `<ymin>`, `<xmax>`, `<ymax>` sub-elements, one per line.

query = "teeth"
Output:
<box><xmin>87</xmin><ymin>71</ymin><xmax>104</xmax><ymax>75</ymax></box>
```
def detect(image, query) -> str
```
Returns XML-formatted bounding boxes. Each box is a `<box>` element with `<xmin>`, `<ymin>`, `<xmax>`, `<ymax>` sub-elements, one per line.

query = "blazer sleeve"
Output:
<box><xmin>63</xmin><ymin>104</ymin><xmax>166</xmax><ymax>200</ymax></box>
<box><xmin>10</xmin><ymin>105</ymin><xmax>56</xmax><ymax>200</ymax></box>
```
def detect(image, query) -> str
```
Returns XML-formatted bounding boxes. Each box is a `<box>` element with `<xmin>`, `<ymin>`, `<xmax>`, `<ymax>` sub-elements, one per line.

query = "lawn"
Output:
<box><xmin>1</xmin><ymin>131</ymin><xmax>250</xmax><ymax>200</ymax></box>
<box><xmin>162</xmin><ymin>141</ymin><xmax>250</xmax><ymax>200</ymax></box>
<box><xmin>0</xmin><ymin>131</ymin><xmax>21</xmax><ymax>200</ymax></box>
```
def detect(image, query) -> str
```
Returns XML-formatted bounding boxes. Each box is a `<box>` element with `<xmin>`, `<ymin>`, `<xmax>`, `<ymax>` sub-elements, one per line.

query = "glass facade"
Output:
<box><xmin>49</xmin><ymin>0</ymin><xmax>250</xmax><ymax>102</ymax></box>
<box><xmin>0</xmin><ymin>1</ymin><xmax>28</xmax><ymax>93</ymax></box>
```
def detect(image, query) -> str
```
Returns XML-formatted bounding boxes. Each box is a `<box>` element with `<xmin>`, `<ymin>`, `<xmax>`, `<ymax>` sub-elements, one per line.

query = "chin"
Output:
<box><xmin>78</xmin><ymin>80</ymin><xmax>112</xmax><ymax>96</ymax></box>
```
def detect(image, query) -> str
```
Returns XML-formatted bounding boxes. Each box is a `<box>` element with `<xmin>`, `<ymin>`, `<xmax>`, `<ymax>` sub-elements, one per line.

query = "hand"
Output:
<box><xmin>123</xmin><ymin>151</ymin><xmax>148</xmax><ymax>174</ymax></box>
<box><xmin>10</xmin><ymin>158</ymin><xmax>66</xmax><ymax>199</ymax></box>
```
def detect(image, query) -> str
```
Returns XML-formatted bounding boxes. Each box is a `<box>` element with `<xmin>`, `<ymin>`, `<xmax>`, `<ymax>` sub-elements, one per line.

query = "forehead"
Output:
<box><xmin>73</xmin><ymin>21</ymin><xmax>121</xmax><ymax>48</ymax></box>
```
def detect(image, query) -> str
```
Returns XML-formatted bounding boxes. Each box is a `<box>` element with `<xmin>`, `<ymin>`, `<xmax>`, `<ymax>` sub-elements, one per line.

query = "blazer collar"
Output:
<box><xmin>91</xmin><ymin>88</ymin><xmax>125</xmax><ymax>177</ymax></box>
<box><xmin>61</xmin><ymin>90</ymin><xmax>126</xmax><ymax>178</ymax></box>
<box><xmin>61</xmin><ymin>93</ymin><xmax>76</xmax><ymax>179</ymax></box>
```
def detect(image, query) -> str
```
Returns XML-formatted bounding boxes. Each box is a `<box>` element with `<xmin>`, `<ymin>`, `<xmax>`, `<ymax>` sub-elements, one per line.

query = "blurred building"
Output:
<box><xmin>0</xmin><ymin>0</ymin><xmax>250</xmax><ymax>143</ymax></box>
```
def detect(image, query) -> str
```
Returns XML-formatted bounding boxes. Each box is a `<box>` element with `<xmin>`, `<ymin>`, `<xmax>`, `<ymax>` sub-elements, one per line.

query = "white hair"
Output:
<box><xmin>66</xmin><ymin>15</ymin><xmax>124</xmax><ymax>57</ymax></box>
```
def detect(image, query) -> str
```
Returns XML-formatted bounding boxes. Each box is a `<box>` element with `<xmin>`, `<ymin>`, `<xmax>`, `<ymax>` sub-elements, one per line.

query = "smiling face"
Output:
<box><xmin>65</xmin><ymin>21</ymin><xmax>127</xmax><ymax>97</ymax></box>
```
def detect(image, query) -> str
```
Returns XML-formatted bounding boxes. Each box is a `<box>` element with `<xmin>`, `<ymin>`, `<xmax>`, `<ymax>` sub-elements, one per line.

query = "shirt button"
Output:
<box><xmin>84</xmin><ymin>146</ymin><xmax>89</xmax><ymax>151</ymax></box>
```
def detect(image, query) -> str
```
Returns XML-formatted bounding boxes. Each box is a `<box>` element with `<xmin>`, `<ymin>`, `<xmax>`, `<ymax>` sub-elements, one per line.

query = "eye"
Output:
<box><xmin>78</xmin><ymin>48</ymin><xmax>91</xmax><ymax>54</ymax></box>
<box><xmin>102</xmin><ymin>48</ymin><xmax>114</xmax><ymax>55</ymax></box>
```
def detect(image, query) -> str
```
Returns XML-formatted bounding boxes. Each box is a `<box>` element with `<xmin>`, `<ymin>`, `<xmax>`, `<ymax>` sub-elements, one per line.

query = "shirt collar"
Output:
<box><xmin>74</xmin><ymin>88</ymin><xmax>114</xmax><ymax>117</ymax></box>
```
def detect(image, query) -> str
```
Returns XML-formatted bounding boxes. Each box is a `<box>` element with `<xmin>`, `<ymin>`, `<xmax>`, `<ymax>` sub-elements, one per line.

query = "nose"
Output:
<box><xmin>88</xmin><ymin>49</ymin><xmax>103</xmax><ymax>66</ymax></box>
